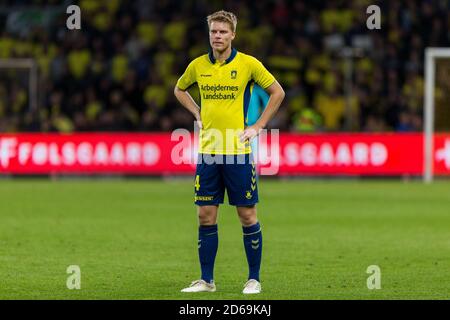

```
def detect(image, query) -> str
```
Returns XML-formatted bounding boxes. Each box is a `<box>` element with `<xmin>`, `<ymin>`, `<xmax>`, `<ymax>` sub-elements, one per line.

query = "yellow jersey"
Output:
<box><xmin>176</xmin><ymin>48</ymin><xmax>275</xmax><ymax>155</ymax></box>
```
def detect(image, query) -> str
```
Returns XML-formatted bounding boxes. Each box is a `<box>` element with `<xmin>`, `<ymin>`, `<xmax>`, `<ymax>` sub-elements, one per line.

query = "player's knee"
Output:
<box><xmin>239</xmin><ymin>215</ymin><xmax>257</xmax><ymax>226</ymax></box>
<box><xmin>199</xmin><ymin>215</ymin><xmax>215</xmax><ymax>225</ymax></box>
<box><xmin>198</xmin><ymin>206</ymin><xmax>217</xmax><ymax>225</ymax></box>
<box><xmin>238</xmin><ymin>206</ymin><xmax>257</xmax><ymax>226</ymax></box>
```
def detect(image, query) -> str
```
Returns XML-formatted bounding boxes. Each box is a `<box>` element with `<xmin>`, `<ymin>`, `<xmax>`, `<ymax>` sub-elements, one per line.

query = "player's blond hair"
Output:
<box><xmin>207</xmin><ymin>10</ymin><xmax>237</xmax><ymax>33</ymax></box>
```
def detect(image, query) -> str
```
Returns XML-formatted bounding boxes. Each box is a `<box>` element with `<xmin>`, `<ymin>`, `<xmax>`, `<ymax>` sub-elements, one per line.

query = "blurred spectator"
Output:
<box><xmin>292</xmin><ymin>106</ymin><xmax>323</xmax><ymax>132</ymax></box>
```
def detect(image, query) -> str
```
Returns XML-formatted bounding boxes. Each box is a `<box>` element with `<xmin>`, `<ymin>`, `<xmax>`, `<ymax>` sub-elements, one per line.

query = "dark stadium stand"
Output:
<box><xmin>0</xmin><ymin>0</ymin><xmax>448</xmax><ymax>133</ymax></box>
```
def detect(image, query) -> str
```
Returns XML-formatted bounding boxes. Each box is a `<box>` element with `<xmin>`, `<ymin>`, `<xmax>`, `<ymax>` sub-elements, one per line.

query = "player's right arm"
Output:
<box><xmin>174</xmin><ymin>86</ymin><xmax>202</xmax><ymax>128</ymax></box>
<box><xmin>174</xmin><ymin>60</ymin><xmax>202</xmax><ymax>128</ymax></box>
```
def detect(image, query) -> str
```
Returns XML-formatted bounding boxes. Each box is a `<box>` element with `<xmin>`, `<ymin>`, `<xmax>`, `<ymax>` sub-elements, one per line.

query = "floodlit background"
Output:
<box><xmin>0</xmin><ymin>0</ymin><xmax>449</xmax><ymax>132</ymax></box>
<box><xmin>0</xmin><ymin>0</ymin><xmax>449</xmax><ymax>299</ymax></box>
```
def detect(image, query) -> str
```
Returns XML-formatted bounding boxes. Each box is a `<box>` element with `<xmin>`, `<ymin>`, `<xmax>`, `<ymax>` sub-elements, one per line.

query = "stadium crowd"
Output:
<box><xmin>0</xmin><ymin>0</ymin><xmax>448</xmax><ymax>133</ymax></box>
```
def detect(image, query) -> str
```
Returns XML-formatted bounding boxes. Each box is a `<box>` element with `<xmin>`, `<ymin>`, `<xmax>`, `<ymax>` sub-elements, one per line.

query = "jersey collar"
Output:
<box><xmin>208</xmin><ymin>47</ymin><xmax>237</xmax><ymax>64</ymax></box>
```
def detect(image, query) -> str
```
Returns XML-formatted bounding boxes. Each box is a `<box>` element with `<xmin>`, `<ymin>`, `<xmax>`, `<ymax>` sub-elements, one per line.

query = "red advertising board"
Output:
<box><xmin>265</xmin><ymin>133</ymin><xmax>422</xmax><ymax>176</ymax></box>
<box><xmin>0</xmin><ymin>133</ymin><xmax>449</xmax><ymax>176</ymax></box>
<box><xmin>0</xmin><ymin>133</ymin><xmax>195</xmax><ymax>175</ymax></box>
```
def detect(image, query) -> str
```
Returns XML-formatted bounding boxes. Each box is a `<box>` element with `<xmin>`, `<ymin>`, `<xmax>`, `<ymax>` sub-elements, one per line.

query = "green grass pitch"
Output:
<box><xmin>0</xmin><ymin>178</ymin><xmax>449</xmax><ymax>300</ymax></box>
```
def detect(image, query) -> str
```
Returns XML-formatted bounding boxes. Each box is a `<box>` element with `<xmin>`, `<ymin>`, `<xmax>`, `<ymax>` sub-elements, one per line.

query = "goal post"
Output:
<box><xmin>0</xmin><ymin>58</ymin><xmax>38</xmax><ymax>111</ymax></box>
<box><xmin>423</xmin><ymin>48</ymin><xmax>450</xmax><ymax>183</ymax></box>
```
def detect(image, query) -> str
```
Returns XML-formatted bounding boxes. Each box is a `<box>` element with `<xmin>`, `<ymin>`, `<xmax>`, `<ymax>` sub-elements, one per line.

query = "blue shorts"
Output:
<box><xmin>194</xmin><ymin>153</ymin><xmax>258</xmax><ymax>207</ymax></box>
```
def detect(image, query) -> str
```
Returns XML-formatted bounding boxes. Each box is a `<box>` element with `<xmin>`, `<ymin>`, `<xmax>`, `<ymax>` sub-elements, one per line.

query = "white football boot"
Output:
<box><xmin>242</xmin><ymin>279</ymin><xmax>261</xmax><ymax>294</ymax></box>
<box><xmin>181</xmin><ymin>280</ymin><xmax>216</xmax><ymax>293</ymax></box>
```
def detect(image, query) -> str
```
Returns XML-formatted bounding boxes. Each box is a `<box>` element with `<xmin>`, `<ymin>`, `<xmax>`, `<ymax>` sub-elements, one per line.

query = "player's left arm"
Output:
<box><xmin>240</xmin><ymin>80</ymin><xmax>285</xmax><ymax>142</ymax></box>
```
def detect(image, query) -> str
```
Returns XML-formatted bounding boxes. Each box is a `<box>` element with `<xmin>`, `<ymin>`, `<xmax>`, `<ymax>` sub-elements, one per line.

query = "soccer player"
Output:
<box><xmin>174</xmin><ymin>10</ymin><xmax>284</xmax><ymax>294</ymax></box>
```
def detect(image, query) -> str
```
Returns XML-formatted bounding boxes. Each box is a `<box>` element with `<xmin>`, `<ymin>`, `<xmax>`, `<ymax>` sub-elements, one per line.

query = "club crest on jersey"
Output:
<box><xmin>245</xmin><ymin>190</ymin><xmax>252</xmax><ymax>199</ymax></box>
<box><xmin>231</xmin><ymin>70</ymin><xmax>237</xmax><ymax>79</ymax></box>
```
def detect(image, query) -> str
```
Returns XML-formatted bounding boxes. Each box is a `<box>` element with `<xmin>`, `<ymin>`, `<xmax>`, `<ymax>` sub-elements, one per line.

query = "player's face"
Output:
<box><xmin>209</xmin><ymin>21</ymin><xmax>235</xmax><ymax>53</ymax></box>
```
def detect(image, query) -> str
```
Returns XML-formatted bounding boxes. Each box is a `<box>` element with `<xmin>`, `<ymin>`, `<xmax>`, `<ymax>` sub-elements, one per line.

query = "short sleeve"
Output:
<box><xmin>250</xmin><ymin>57</ymin><xmax>275</xmax><ymax>89</ymax></box>
<box><xmin>176</xmin><ymin>60</ymin><xmax>197</xmax><ymax>90</ymax></box>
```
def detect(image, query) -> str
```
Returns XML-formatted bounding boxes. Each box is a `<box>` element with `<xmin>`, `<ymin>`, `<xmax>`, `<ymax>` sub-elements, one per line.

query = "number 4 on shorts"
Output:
<box><xmin>195</xmin><ymin>175</ymin><xmax>200</xmax><ymax>191</ymax></box>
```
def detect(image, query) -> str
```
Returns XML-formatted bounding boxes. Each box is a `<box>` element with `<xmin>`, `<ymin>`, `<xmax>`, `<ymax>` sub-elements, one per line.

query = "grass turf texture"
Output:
<box><xmin>0</xmin><ymin>179</ymin><xmax>449</xmax><ymax>300</ymax></box>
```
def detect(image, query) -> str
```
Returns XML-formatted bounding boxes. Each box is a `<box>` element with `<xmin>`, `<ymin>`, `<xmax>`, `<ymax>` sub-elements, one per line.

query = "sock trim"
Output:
<box><xmin>199</xmin><ymin>224</ymin><xmax>218</xmax><ymax>229</ymax></box>
<box><xmin>243</xmin><ymin>228</ymin><xmax>261</xmax><ymax>236</ymax></box>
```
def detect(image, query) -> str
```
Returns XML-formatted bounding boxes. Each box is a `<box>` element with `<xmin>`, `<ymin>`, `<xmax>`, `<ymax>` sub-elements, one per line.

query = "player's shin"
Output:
<box><xmin>242</xmin><ymin>222</ymin><xmax>262</xmax><ymax>281</ymax></box>
<box><xmin>198</xmin><ymin>224</ymin><xmax>218</xmax><ymax>283</ymax></box>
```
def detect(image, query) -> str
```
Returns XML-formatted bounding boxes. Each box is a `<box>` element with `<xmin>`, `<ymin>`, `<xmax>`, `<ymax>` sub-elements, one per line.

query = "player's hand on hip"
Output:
<box><xmin>239</xmin><ymin>124</ymin><xmax>262</xmax><ymax>143</ymax></box>
<box><xmin>194</xmin><ymin>113</ymin><xmax>203</xmax><ymax>129</ymax></box>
